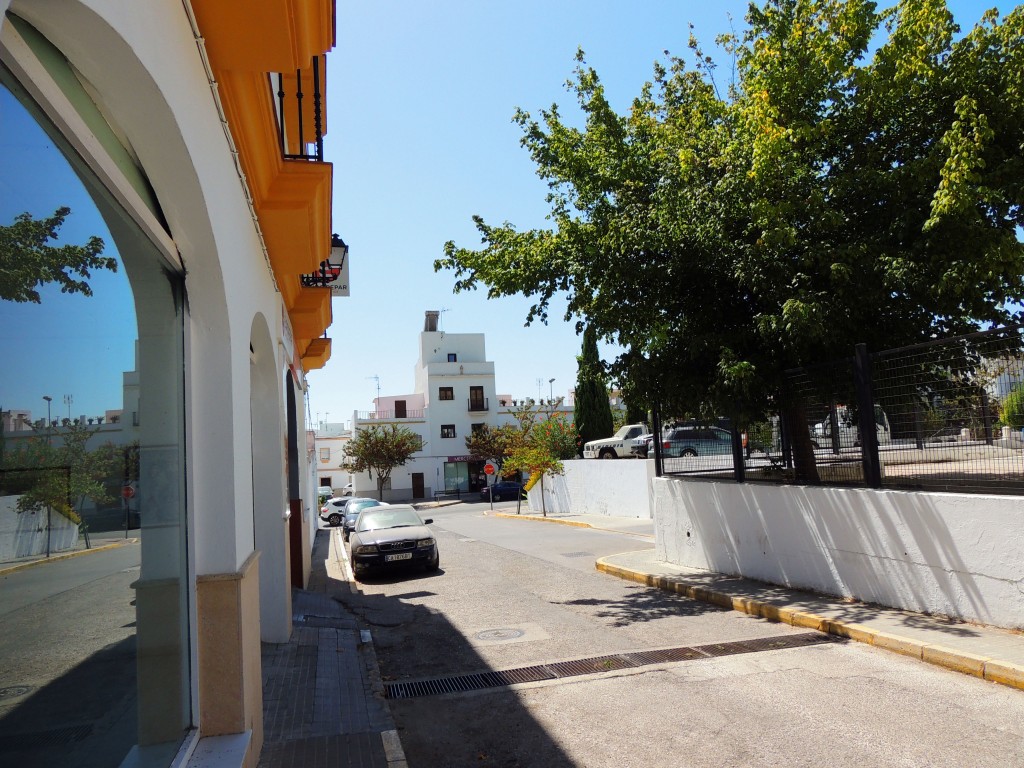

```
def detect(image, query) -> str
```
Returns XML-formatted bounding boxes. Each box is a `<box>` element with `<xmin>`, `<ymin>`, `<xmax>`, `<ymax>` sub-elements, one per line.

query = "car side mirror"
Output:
<box><xmin>423</xmin><ymin>518</ymin><xmax>433</xmax><ymax>525</ymax></box>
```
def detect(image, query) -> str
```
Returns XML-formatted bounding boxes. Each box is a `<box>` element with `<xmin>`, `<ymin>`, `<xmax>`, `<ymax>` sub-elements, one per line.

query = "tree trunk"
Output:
<box><xmin>782</xmin><ymin>398</ymin><xmax>821</xmax><ymax>485</ymax></box>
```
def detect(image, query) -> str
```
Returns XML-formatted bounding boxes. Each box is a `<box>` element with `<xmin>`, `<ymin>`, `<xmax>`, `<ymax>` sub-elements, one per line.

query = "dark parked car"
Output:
<box><xmin>342</xmin><ymin>498</ymin><xmax>388</xmax><ymax>540</ymax></box>
<box><xmin>659</xmin><ymin>426</ymin><xmax>734</xmax><ymax>458</ymax></box>
<box><xmin>348</xmin><ymin>504</ymin><xmax>439</xmax><ymax>580</ymax></box>
<box><xmin>480</xmin><ymin>481</ymin><xmax>527</xmax><ymax>502</ymax></box>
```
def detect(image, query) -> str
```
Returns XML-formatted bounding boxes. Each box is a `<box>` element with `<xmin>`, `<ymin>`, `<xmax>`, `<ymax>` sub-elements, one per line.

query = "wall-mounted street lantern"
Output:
<box><xmin>301</xmin><ymin>233</ymin><xmax>350</xmax><ymax>296</ymax></box>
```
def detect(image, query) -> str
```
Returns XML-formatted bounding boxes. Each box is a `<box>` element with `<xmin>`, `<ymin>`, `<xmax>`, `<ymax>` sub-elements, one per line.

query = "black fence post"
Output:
<box><xmin>914</xmin><ymin>402</ymin><xmax>924</xmax><ymax>449</ymax></box>
<box><xmin>731</xmin><ymin>427</ymin><xmax>746</xmax><ymax>483</ymax></box>
<box><xmin>981</xmin><ymin>390</ymin><xmax>993</xmax><ymax>446</ymax></box>
<box><xmin>854</xmin><ymin>343</ymin><xmax>882</xmax><ymax>488</ymax></box>
<box><xmin>652</xmin><ymin>401</ymin><xmax>663</xmax><ymax>477</ymax></box>
<box><xmin>828</xmin><ymin>401</ymin><xmax>841</xmax><ymax>454</ymax></box>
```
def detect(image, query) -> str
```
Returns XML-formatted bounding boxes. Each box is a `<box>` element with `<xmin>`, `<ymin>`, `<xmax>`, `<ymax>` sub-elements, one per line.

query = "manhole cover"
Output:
<box><xmin>475</xmin><ymin>628</ymin><xmax>525</xmax><ymax>642</ymax></box>
<box><xmin>0</xmin><ymin>686</ymin><xmax>32</xmax><ymax>700</ymax></box>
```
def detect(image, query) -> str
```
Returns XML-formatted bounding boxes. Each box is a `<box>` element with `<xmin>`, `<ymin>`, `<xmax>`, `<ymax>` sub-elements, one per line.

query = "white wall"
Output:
<box><xmin>0</xmin><ymin>496</ymin><xmax>79</xmax><ymax>560</ymax></box>
<box><xmin>527</xmin><ymin>459</ymin><xmax>654</xmax><ymax>518</ymax></box>
<box><xmin>653</xmin><ymin>477</ymin><xmax>1024</xmax><ymax>630</ymax></box>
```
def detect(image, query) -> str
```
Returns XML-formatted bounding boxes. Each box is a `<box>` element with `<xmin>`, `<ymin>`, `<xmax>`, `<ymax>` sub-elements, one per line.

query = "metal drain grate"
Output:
<box><xmin>0</xmin><ymin>723</ymin><xmax>94</xmax><ymax>750</ymax></box>
<box><xmin>383</xmin><ymin>632</ymin><xmax>838</xmax><ymax>699</ymax></box>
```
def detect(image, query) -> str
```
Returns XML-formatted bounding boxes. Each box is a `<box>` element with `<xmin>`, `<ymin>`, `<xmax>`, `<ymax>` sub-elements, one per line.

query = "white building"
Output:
<box><xmin>1</xmin><ymin>2</ymin><xmax>339</xmax><ymax>765</ymax></box>
<box><xmin>349</xmin><ymin>311</ymin><xmax>574</xmax><ymax>500</ymax></box>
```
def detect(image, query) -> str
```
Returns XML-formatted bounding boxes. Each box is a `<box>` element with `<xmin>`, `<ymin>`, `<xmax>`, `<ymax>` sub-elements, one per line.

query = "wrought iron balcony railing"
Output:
<box><xmin>275</xmin><ymin>56</ymin><xmax>323</xmax><ymax>161</ymax></box>
<box><xmin>468</xmin><ymin>398</ymin><xmax>489</xmax><ymax>412</ymax></box>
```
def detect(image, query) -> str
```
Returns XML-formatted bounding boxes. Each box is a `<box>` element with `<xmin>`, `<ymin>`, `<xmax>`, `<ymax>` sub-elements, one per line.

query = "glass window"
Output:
<box><xmin>438</xmin><ymin>387</ymin><xmax>454</xmax><ymax>401</ymax></box>
<box><xmin>319</xmin><ymin>447</ymin><xmax>330</xmax><ymax>461</ymax></box>
<box><xmin>441</xmin><ymin>425</ymin><xmax>456</xmax><ymax>438</ymax></box>
<box><xmin>1</xmin><ymin>51</ymin><xmax>188</xmax><ymax>767</ymax></box>
<box><xmin>447</xmin><ymin>353</ymin><xmax>457</xmax><ymax>362</ymax></box>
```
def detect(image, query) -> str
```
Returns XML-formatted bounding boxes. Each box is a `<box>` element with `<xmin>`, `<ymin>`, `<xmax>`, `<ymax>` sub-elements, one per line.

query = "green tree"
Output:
<box><xmin>3</xmin><ymin>422</ymin><xmax>119</xmax><ymax>524</ymax></box>
<box><xmin>342</xmin><ymin>424</ymin><xmax>422</xmax><ymax>500</ymax></box>
<box><xmin>437</xmin><ymin>2</ymin><xmax>1024</xmax><ymax>481</ymax></box>
<box><xmin>1</xmin><ymin>207</ymin><xmax>115</xmax><ymax>303</ymax></box>
<box><xmin>1002</xmin><ymin>384</ymin><xmax>1024</xmax><ymax>430</ymax></box>
<box><xmin>573</xmin><ymin>326</ymin><xmax>615</xmax><ymax>452</ymax></box>
<box><xmin>464</xmin><ymin>423</ymin><xmax>519</xmax><ymax>476</ymax></box>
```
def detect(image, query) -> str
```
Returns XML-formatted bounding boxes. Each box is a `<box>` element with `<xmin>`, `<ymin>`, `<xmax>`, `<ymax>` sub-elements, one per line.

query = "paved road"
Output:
<box><xmin>341</xmin><ymin>502</ymin><xmax>1024</xmax><ymax>768</ymax></box>
<box><xmin>0</xmin><ymin>541</ymin><xmax>141</xmax><ymax>768</ymax></box>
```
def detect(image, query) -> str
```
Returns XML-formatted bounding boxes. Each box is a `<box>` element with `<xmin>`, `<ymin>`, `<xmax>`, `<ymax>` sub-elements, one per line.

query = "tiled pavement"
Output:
<box><xmin>258</xmin><ymin>531</ymin><xmax>402</xmax><ymax>768</ymax></box>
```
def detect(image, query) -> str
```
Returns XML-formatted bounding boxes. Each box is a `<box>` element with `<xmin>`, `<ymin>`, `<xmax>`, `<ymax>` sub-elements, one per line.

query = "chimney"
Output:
<box><xmin>424</xmin><ymin>310</ymin><xmax>440</xmax><ymax>332</ymax></box>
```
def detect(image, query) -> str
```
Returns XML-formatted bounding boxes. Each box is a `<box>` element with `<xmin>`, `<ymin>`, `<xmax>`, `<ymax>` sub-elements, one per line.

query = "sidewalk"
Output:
<box><xmin>258</xmin><ymin>527</ymin><xmax>405</xmax><ymax>768</ymax></box>
<box><xmin>497</xmin><ymin>510</ymin><xmax>1024</xmax><ymax>691</ymax></box>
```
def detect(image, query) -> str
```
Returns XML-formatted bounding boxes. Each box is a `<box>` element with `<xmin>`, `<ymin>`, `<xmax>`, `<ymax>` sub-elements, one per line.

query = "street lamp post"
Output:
<box><xmin>548</xmin><ymin>378</ymin><xmax>555</xmax><ymax>402</ymax></box>
<box><xmin>41</xmin><ymin>395</ymin><xmax>53</xmax><ymax>558</ymax></box>
<box><xmin>42</xmin><ymin>396</ymin><xmax>52</xmax><ymax>445</ymax></box>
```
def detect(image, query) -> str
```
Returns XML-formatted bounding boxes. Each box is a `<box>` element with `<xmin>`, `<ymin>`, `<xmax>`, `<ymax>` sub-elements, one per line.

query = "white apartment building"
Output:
<box><xmin>351</xmin><ymin>311</ymin><xmax>512</xmax><ymax>500</ymax></box>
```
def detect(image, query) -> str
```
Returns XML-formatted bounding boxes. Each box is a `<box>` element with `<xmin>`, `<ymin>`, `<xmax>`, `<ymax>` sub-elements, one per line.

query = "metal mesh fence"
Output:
<box><xmin>871</xmin><ymin>326</ymin><xmax>1024</xmax><ymax>493</ymax></box>
<box><xmin>657</xmin><ymin>325</ymin><xmax>1024</xmax><ymax>494</ymax></box>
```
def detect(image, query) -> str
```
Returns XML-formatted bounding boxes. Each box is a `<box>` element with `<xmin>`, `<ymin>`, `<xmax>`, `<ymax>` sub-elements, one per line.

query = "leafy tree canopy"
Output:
<box><xmin>343</xmin><ymin>424</ymin><xmax>422</xmax><ymax>500</ymax></box>
<box><xmin>436</xmin><ymin>0</ymin><xmax>1024</xmax><ymax>420</ymax></box>
<box><xmin>1</xmin><ymin>207</ymin><xmax>115</xmax><ymax>303</ymax></box>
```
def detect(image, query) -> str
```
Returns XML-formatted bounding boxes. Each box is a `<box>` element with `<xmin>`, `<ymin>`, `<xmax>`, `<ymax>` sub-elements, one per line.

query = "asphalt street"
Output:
<box><xmin>340</xmin><ymin>501</ymin><xmax>1024</xmax><ymax>768</ymax></box>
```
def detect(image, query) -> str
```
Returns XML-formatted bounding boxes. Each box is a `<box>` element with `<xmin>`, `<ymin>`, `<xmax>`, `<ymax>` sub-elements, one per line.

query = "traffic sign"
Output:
<box><xmin>483</xmin><ymin>462</ymin><xmax>496</xmax><ymax>476</ymax></box>
<box><xmin>122</xmin><ymin>485</ymin><xmax>136</xmax><ymax>499</ymax></box>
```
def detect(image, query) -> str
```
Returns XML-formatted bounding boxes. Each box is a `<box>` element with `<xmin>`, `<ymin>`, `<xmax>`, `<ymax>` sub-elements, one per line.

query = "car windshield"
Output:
<box><xmin>356</xmin><ymin>508</ymin><xmax>423</xmax><ymax>532</ymax></box>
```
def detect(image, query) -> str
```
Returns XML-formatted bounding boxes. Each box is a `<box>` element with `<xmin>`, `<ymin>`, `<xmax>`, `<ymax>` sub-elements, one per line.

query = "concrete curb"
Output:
<box><xmin>492</xmin><ymin>512</ymin><xmax>593</xmax><ymax>528</ymax></box>
<box><xmin>0</xmin><ymin>538</ymin><xmax>135</xmax><ymax>577</ymax></box>
<box><xmin>595</xmin><ymin>556</ymin><xmax>1024</xmax><ymax>693</ymax></box>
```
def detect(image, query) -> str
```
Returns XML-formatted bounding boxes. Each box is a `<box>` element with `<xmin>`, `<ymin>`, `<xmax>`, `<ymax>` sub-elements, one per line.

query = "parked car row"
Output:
<box><xmin>319</xmin><ymin>497</ymin><xmax>441</xmax><ymax>581</ymax></box>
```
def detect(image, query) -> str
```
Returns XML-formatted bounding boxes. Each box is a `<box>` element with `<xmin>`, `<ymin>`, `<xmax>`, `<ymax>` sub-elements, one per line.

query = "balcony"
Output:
<box><xmin>356</xmin><ymin>410</ymin><xmax>426</xmax><ymax>421</ymax></box>
<box><xmin>468</xmin><ymin>398</ymin><xmax>489</xmax><ymax>412</ymax></box>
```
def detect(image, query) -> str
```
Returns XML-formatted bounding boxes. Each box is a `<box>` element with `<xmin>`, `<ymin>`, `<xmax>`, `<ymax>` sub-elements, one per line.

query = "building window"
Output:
<box><xmin>319</xmin><ymin>447</ymin><xmax>330</xmax><ymax>461</ymax></box>
<box><xmin>447</xmin><ymin>353</ymin><xmax>457</xmax><ymax>362</ymax></box>
<box><xmin>469</xmin><ymin>386</ymin><xmax>486</xmax><ymax>411</ymax></box>
<box><xmin>441</xmin><ymin>424</ymin><xmax>456</xmax><ymax>438</ymax></box>
<box><xmin>439</xmin><ymin>386</ymin><xmax>454</xmax><ymax>401</ymax></box>
<box><xmin>471</xmin><ymin>423</ymin><xmax>485</xmax><ymax>434</ymax></box>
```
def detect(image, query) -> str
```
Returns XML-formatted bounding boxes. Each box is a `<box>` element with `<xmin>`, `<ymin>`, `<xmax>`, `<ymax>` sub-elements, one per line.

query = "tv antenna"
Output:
<box><xmin>438</xmin><ymin>307</ymin><xmax>450</xmax><ymax>331</ymax></box>
<box><xmin>367</xmin><ymin>375</ymin><xmax>381</xmax><ymax>403</ymax></box>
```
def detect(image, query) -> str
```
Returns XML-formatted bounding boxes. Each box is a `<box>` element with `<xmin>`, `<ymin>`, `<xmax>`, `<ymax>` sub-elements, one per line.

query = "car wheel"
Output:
<box><xmin>426</xmin><ymin>553</ymin><xmax>440</xmax><ymax>572</ymax></box>
<box><xmin>681</xmin><ymin>448</ymin><xmax>698</xmax><ymax>457</ymax></box>
<box><xmin>328</xmin><ymin>513</ymin><xmax>342</xmax><ymax>526</ymax></box>
<box><xmin>599</xmin><ymin>449</ymin><xmax>616</xmax><ymax>459</ymax></box>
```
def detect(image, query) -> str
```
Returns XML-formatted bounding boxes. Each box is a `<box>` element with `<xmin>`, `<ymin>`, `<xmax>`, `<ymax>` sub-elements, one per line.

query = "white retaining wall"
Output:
<box><xmin>653</xmin><ymin>477</ymin><xmax>1024</xmax><ymax>629</ymax></box>
<box><xmin>0</xmin><ymin>496</ymin><xmax>80</xmax><ymax>561</ymax></box>
<box><xmin>527</xmin><ymin>459</ymin><xmax>654</xmax><ymax>518</ymax></box>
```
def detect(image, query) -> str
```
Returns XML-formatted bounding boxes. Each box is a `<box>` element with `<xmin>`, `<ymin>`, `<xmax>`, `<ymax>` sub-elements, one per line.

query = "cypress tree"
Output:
<box><xmin>574</xmin><ymin>326</ymin><xmax>614</xmax><ymax>453</ymax></box>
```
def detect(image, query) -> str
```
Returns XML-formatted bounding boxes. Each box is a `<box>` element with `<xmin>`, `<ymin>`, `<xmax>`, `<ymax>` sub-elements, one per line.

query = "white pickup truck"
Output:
<box><xmin>583</xmin><ymin>424</ymin><xmax>647</xmax><ymax>459</ymax></box>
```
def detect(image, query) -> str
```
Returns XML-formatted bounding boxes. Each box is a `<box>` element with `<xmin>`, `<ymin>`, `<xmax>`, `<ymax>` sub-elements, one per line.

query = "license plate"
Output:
<box><xmin>385</xmin><ymin>552</ymin><xmax>412</xmax><ymax>562</ymax></box>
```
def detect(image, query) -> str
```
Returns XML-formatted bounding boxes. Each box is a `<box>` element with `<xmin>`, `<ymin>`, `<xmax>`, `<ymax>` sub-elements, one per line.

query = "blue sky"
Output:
<box><xmin>308</xmin><ymin>0</ymin><xmax>1017</xmax><ymax>426</ymax></box>
<box><xmin>1</xmin><ymin>2</ymin><xmax>1014</xmax><ymax>427</ymax></box>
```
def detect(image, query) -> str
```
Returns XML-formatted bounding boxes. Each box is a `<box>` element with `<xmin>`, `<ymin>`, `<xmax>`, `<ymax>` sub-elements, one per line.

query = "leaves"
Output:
<box><xmin>437</xmin><ymin>1</ymin><xmax>1024</xmax><ymax>420</ymax></box>
<box><xmin>0</xmin><ymin>208</ymin><xmax>115</xmax><ymax>303</ymax></box>
<box><xmin>343</xmin><ymin>424</ymin><xmax>422</xmax><ymax>499</ymax></box>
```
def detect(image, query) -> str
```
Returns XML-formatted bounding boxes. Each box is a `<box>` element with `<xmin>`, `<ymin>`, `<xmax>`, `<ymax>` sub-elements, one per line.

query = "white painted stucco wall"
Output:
<box><xmin>653</xmin><ymin>477</ymin><xmax>1024</xmax><ymax>629</ymax></box>
<box><xmin>0</xmin><ymin>496</ymin><xmax>79</xmax><ymax>560</ymax></box>
<box><xmin>527</xmin><ymin>459</ymin><xmax>654</xmax><ymax>518</ymax></box>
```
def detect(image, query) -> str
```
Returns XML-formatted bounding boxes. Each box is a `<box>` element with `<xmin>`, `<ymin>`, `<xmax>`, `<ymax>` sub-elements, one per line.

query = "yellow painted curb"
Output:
<box><xmin>923</xmin><ymin>645</ymin><xmax>989</xmax><ymax>678</ymax></box>
<box><xmin>0</xmin><ymin>539</ymin><xmax>135</xmax><ymax>576</ymax></box>
<box><xmin>493</xmin><ymin>512</ymin><xmax>592</xmax><ymax>528</ymax></box>
<box><xmin>983</xmin><ymin>660</ymin><xmax>1024</xmax><ymax>690</ymax></box>
<box><xmin>596</xmin><ymin>556</ymin><xmax>1024</xmax><ymax>693</ymax></box>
